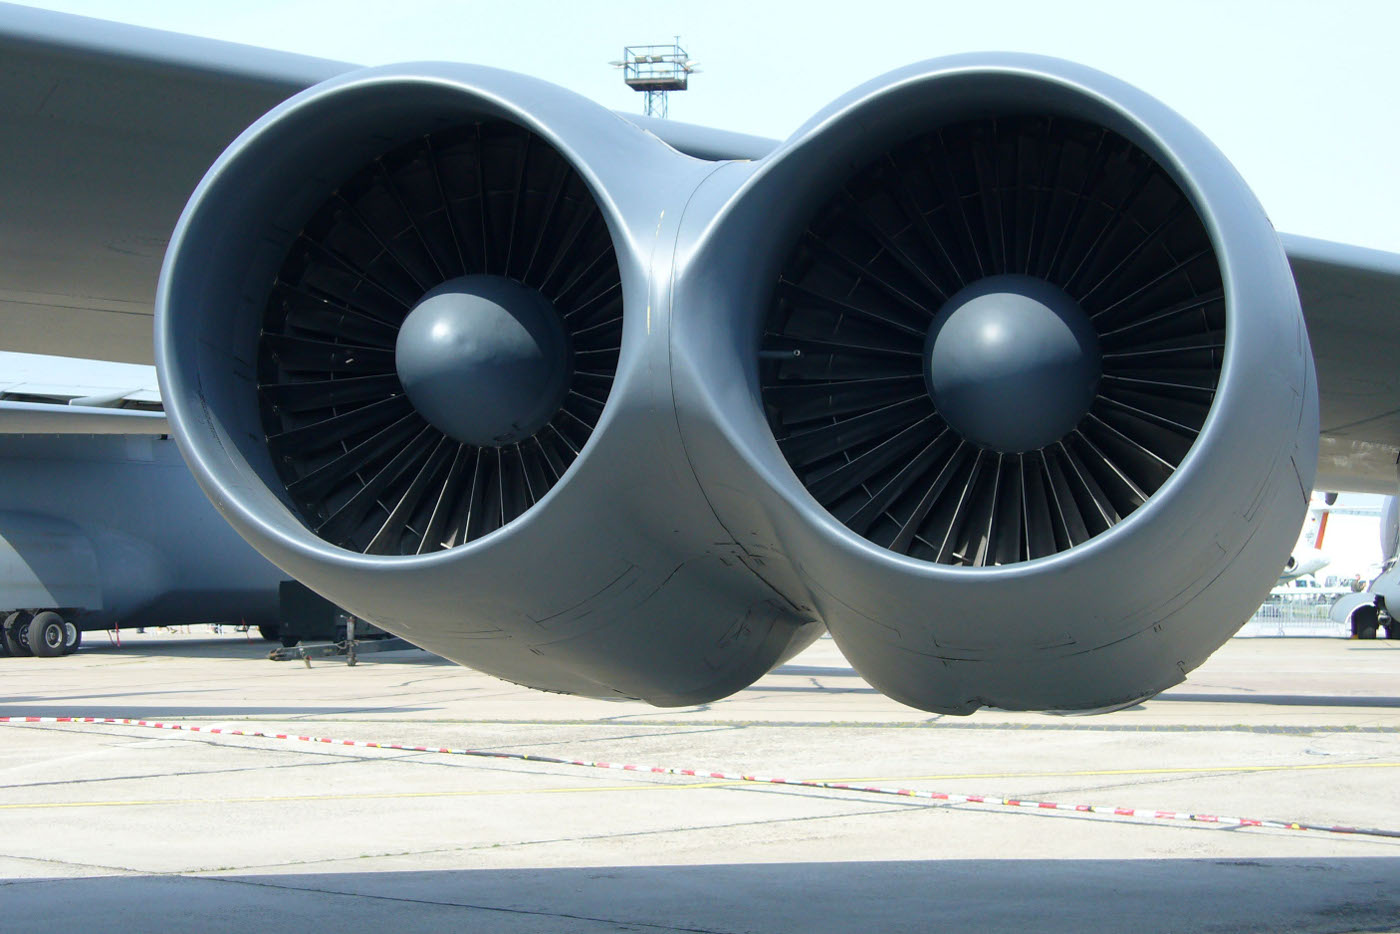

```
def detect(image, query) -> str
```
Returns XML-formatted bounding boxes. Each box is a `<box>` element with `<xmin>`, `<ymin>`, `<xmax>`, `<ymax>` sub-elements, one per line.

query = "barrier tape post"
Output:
<box><xmin>2</xmin><ymin>716</ymin><xmax>1397</xmax><ymax>840</ymax></box>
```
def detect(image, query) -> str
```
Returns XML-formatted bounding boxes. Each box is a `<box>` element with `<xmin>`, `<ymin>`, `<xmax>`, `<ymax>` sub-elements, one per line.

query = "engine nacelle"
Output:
<box><xmin>669</xmin><ymin>54</ymin><xmax>1317</xmax><ymax>713</ymax></box>
<box><xmin>157</xmin><ymin>54</ymin><xmax>1317</xmax><ymax>714</ymax></box>
<box><xmin>1281</xmin><ymin>547</ymin><xmax>1328</xmax><ymax>580</ymax></box>
<box><xmin>155</xmin><ymin>64</ymin><xmax>821</xmax><ymax>706</ymax></box>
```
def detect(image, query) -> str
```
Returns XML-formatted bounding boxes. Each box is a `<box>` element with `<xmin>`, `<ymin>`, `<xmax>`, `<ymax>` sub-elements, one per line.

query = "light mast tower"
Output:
<box><xmin>614</xmin><ymin>38</ymin><xmax>697</xmax><ymax>119</ymax></box>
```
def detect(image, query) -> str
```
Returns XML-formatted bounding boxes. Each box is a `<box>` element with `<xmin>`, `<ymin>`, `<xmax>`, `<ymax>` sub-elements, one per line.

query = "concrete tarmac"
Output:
<box><xmin>1</xmin><ymin>631</ymin><xmax>1398</xmax><ymax>933</ymax></box>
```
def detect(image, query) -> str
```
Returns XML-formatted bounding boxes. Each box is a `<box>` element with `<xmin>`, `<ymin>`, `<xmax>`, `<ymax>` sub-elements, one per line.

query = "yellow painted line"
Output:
<box><xmin>824</xmin><ymin>761</ymin><xmax>1400</xmax><ymax>783</ymax></box>
<box><xmin>0</xmin><ymin>779</ymin><xmax>743</xmax><ymax>812</ymax></box>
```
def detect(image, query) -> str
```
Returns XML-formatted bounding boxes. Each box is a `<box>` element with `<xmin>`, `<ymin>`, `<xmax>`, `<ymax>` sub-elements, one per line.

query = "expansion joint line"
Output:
<box><xmin>3</xmin><ymin>716</ymin><xmax>1398</xmax><ymax>840</ymax></box>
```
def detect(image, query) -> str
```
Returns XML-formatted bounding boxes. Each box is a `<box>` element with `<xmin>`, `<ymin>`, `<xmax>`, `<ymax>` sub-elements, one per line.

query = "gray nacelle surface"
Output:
<box><xmin>156</xmin><ymin>54</ymin><xmax>1316</xmax><ymax>713</ymax></box>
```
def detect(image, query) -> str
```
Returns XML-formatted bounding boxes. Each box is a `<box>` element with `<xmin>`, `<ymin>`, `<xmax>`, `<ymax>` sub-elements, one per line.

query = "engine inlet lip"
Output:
<box><xmin>156</xmin><ymin>64</ymin><xmax>660</xmax><ymax>569</ymax></box>
<box><xmin>728</xmin><ymin>53</ymin><xmax>1294</xmax><ymax>578</ymax></box>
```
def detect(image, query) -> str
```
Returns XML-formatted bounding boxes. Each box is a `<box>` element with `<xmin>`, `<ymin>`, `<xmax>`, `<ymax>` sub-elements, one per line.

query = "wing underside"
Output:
<box><xmin>0</xmin><ymin>400</ymin><xmax>168</xmax><ymax>435</ymax></box>
<box><xmin>1285</xmin><ymin>234</ymin><xmax>1400</xmax><ymax>493</ymax></box>
<box><xmin>0</xmin><ymin>3</ymin><xmax>1398</xmax><ymax>487</ymax></box>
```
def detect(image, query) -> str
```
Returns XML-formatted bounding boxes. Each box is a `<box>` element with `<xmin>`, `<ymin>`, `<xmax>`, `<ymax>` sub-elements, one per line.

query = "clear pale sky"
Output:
<box><xmin>14</xmin><ymin>0</ymin><xmax>1400</xmax><ymax>253</ymax></box>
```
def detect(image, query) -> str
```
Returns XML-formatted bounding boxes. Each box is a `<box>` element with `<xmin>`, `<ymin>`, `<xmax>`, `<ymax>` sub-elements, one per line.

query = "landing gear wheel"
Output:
<box><xmin>280</xmin><ymin>636</ymin><xmax>299</xmax><ymax>648</ymax></box>
<box><xmin>3</xmin><ymin>611</ymin><xmax>33</xmax><ymax>657</ymax></box>
<box><xmin>28</xmin><ymin>611</ymin><xmax>67</xmax><ymax>658</ymax></box>
<box><xmin>1352</xmin><ymin>604</ymin><xmax>1379</xmax><ymax>640</ymax></box>
<box><xmin>257</xmin><ymin>624</ymin><xmax>281</xmax><ymax>643</ymax></box>
<box><xmin>63</xmin><ymin>622</ymin><xmax>82</xmax><ymax>654</ymax></box>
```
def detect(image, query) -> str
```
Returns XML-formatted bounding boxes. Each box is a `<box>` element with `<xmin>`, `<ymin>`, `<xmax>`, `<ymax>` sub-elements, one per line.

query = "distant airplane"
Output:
<box><xmin>3</xmin><ymin>3</ymin><xmax>1400</xmax><ymax>708</ymax></box>
<box><xmin>0</xmin><ymin>353</ymin><xmax>289</xmax><ymax>656</ymax></box>
<box><xmin>1278</xmin><ymin>549</ymin><xmax>1329</xmax><ymax>584</ymax></box>
<box><xmin>1330</xmin><ymin>496</ymin><xmax>1400</xmax><ymax>639</ymax></box>
<box><xmin>1277</xmin><ymin>495</ymin><xmax>1383</xmax><ymax>584</ymax></box>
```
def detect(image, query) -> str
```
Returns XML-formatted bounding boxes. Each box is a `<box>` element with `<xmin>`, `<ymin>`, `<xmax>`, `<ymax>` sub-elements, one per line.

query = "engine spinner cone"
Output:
<box><xmin>395</xmin><ymin>275</ymin><xmax>571</xmax><ymax>447</ymax></box>
<box><xmin>924</xmin><ymin>274</ymin><xmax>1100</xmax><ymax>453</ymax></box>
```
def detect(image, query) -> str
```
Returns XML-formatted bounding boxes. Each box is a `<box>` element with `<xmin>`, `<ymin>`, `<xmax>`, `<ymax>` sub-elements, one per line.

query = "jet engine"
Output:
<box><xmin>157</xmin><ymin>55</ymin><xmax>1317</xmax><ymax>713</ymax></box>
<box><xmin>669</xmin><ymin>55</ymin><xmax>1317</xmax><ymax>712</ymax></box>
<box><xmin>154</xmin><ymin>65</ymin><xmax>823</xmax><ymax>705</ymax></box>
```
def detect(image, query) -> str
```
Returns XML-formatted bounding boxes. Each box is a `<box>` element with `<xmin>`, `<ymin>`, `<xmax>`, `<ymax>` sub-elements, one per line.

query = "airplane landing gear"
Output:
<box><xmin>1351</xmin><ymin>604</ymin><xmax>1380</xmax><ymax>640</ymax></box>
<box><xmin>2</xmin><ymin>611</ymin><xmax>79</xmax><ymax>657</ymax></box>
<box><xmin>28</xmin><ymin>611</ymin><xmax>68</xmax><ymax>658</ymax></box>
<box><xmin>3</xmin><ymin>611</ymin><xmax>33</xmax><ymax>656</ymax></box>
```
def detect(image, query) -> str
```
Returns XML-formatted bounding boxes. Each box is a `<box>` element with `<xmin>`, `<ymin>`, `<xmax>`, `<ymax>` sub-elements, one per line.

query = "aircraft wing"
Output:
<box><xmin>0</xmin><ymin>3</ymin><xmax>773</xmax><ymax>369</ymax></box>
<box><xmin>0</xmin><ymin>400</ymin><xmax>168</xmax><ymax>434</ymax></box>
<box><xmin>0</xmin><ymin>350</ymin><xmax>167</xmax><ymax>434</ymax></box>
<box><xmin>0</xmin><ymin>2</ymin><xmax>349</xmax><ymax>366</ymax></box>
<box><xmin>1285</xmin><ymin>235</ymin><xmax>1400</xmax><ymax>494</ymax></box>
<box><xmin>4</xmin><ymin>4</ymin><xmax>1399</xmax><ymax>490</ymax></box>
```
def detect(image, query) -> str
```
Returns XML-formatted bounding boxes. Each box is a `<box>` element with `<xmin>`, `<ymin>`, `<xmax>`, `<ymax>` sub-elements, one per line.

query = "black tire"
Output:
<box><xmin>63</xmin><ymin>622</ymin><xmax>82</xmax><ymax>653</ymax></box>
<box><xmin>280</xmin><ymin>635</ymin><xmax>300</xmax><ymax>648</ymax></box>
<box><xmin>258</xmin><ymin>624</ymin><xmax>281</xmax><ymax>642</ymax></box>
<box><xmin>1352</xmin><ymin>604</ymin><xmax>1380</xmax><ymax>640</ymax></box>
<box><xmin>28</xmin><ymin>611</ymin><xmax>67</xmax><ymax>658</ymax></box>
<box><xmin>3</xmin><ymin>611</ymin><xmax>33</xmax><ymax>657</ymax></box>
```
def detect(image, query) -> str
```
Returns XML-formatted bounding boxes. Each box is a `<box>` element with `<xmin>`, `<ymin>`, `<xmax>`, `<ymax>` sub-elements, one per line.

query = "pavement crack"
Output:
<box><xmin>193</xmin><ymin>875</ymin><xmax>743</xmax><ymax>934</ymax></box>
<box><xmin>0</xmin><ymin>759</ymin><xmax>353</xmax><ymax>791</ymax></box>
<box><xmin>205</xmin><ymin>802</ymin><xmax>914</xmax><ymax>876</ymax></box>
<box><xmin>470</xmin><ymin>725</ymin><xmax>738</xmax><ymax>751</ymax></box>
<box><xmin>0</xmin><ymin>851</ymin><xmax>145</xmax><ymax>876</ymax></box>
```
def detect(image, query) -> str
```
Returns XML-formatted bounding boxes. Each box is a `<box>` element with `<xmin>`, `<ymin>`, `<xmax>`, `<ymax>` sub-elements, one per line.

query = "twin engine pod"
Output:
<box><xmin>156</xmin><ymin>55</ymin><xmax>1317</xmax><ymax>714</ymax></box>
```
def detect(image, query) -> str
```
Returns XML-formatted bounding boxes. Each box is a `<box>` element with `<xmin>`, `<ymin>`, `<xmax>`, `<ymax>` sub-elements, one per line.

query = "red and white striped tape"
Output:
<box><xmin>3</xmin><ymin>715</ymin><xmax>1396</xmax><ymax>839</ymax></box>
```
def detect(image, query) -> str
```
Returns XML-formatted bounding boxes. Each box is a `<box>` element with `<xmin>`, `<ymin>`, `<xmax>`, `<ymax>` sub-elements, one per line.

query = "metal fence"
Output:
<box><xmin>1235</xmin><ymin>598</ymin><xmax>1349</xmax><ymax>638</ymax></box>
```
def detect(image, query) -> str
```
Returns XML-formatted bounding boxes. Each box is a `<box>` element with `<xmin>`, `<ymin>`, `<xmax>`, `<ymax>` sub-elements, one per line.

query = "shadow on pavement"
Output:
<box><xmin>11</xmin><ymin>636</ymin><xmax>452</xmax><ymax>664</ymax></box>
<box><xmin>2</xmin><ymin>858</ymin><xmax>1397</xmax><ymax>934</ymax></box>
